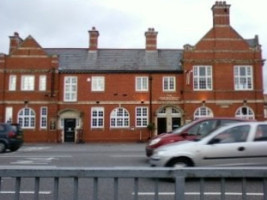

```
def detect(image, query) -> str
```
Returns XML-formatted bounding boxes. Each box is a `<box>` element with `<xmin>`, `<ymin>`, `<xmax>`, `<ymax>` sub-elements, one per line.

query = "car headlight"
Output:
<box><xmin>149</xmin><ymin>138</ymin><xmax>161</xmax><ymax>146</ymax></box>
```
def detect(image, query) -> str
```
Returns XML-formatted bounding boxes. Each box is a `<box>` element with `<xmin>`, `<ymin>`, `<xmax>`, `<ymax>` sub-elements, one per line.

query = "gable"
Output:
<box><xmin>195</xmin><ymin>26</ymin><xmax>250</xmax><ymax>51</ymax></box>
<box><xmin>10</xmin><ymin>35</ymin><xmax>48</xmax><ymax>57</ymax></box>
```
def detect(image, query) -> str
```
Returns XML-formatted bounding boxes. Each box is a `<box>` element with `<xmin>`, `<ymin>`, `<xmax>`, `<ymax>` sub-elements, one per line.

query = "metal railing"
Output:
<box><xmin>0</xmin><ymin>166</ymin><xmax>267</xmax><ymax>200</ymax></box>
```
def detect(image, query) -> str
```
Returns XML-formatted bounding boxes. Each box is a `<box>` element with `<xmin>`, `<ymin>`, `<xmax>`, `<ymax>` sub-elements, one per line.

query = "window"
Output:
<box><xmin>40</xmin><ymin>107</ymin><xmax>47</xmax><ymax>129</ymax></box>
<box><xmin>235</xmin><ymin>106</ymin><xmax>255</xmax><ymax>120</ymax></box>
<box><xmin>18</xmin><ymin>108</ymin><xmax>35</xmax><ymax>128</ymax></box>
<box><xmin>110</xmin><ymin>107</ymin><xmax>129</xmax><ymax>128</ymax></box>
<box><xmin>254</xmin><ymin>125</ymin><xmax>267</xmax><ymax>141</ymax></box>
<box><xmin>9</xmin><ymin>75</ymin><xmax>17</xmax><ymax>91</ymax></box>
<box><xmin>193</xmin><ymin>66</ymin><xmax>212</xmax><ymax>90</ymax></box>
<box><xmin>136</xmin><ymin>77</ymin><xmax>148</xmax><ymax>91</ymax></box>
<box><xmin>136</xmin><ymin>107</ymin><xmax>148</xmax><ymax>127</ymax></box>
<box><xmin>234</xmin><ymin>65</ymin><xmax>253</xmax><ymax>90</ymax></box>
<box><xmin>212</xmin><ymin>125</ymin><xmax>250</xmax><ymax>143</ymax></box>
<box><xmin>194</xmin><ymin>106</ymin><xmax>214</xmax><ymax>119</ymax></box>
<box><xmin>64</xmin><ymin>76</ymin><xmax>77</xmax><ymax>102</ymax></box>
<box><xmin>163</xmin><ymin>76</ymin><xmax>176</xmax><ymax>91</ymax></box>
<box><xmin>92</xmin><ymin>76</ymin><xmax>105</xmax><ymax>91</ymax></box>
<box><xmin>39</xmin><ymin>75</ymin><xmax>47</xmax><ymax>91</ymax></box>
<box><xmin>5</xmin><ymin>107</ymin><xmax>13</xmax><ymax>123</ymax></box>
<box><xmin>21</xmin><ymin>75</ymin><xmax>35</xmax><ymax>91</ymax></box>
<box><xmin>91</xmin><ymin>107</ymin><xmax>104</xmax><ymax>128</ymax></box>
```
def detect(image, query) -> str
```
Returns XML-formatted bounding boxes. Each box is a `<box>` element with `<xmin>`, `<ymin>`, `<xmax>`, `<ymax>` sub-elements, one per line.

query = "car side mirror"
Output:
<box><xmin>208</xmin><ymin>138</ymin><xmax>221</xmax><ymax>145</ymax></box>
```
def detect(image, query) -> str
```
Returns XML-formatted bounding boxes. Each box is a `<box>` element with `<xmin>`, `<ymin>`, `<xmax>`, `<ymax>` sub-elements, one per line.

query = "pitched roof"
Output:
<box><xmin>44</xmin><ymin>48</ymin><xmax>183</xmax><ymax>73</ymax></box>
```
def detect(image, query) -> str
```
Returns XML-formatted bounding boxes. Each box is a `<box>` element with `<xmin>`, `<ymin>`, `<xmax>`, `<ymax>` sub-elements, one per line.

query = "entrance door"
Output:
<box><xmin>157</xmin><ymin>118</ymin><xmax>167</xmax><ymax>134</ymax></box>
<box><xmin>64</xmin><ymin>118</ymin><xmax>76</xmax><ymax>142</ymax></box>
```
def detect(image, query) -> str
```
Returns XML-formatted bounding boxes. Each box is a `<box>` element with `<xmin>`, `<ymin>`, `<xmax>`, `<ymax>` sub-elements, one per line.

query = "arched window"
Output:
<box><xmin>110</xmin><ymin>107</ymin><xmax>129</xmax><ymax>128</ymax></box>
<box><xmin>194</xmin><ymin>106</ymin><xmax>213</xmax><ymax>119</ymax></box>
<box><xmin>235</xmin><ymin>106</ymin><xmax>255</xmax><ymax>120</ymax></box>
<box><xmin>18</xmin><ymin>107</ymin><xmax>35</xmax><ymax>128</ymax></box>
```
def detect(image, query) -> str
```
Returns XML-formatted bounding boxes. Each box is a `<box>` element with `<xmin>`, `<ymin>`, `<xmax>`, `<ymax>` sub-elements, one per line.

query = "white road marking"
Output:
<box><xmin>132</xmin><ymin>192</ymin><xmax>264</xmax><ymax>196</ymax></box>
<box><xmin>0</xmin><ymin>191</ymin><xmax>51</xmax><ymax>194</ymax></box>
<box><xmin>110</xmin><ymin>155</ymin><xmax>144</xmax><ymax>158</ymax></box>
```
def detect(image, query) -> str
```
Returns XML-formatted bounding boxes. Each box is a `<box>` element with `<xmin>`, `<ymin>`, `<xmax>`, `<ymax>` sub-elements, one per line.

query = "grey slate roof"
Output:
<box><xmin>44</xmin><ymin>48</ymin><xmax>183</xmax><ymax>73</ymax></box>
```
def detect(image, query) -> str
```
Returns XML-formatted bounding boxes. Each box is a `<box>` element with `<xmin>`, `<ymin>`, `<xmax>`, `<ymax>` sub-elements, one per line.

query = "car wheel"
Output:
<box><xmin>10</xmin><ymin>147</ymin><xmax>19</xmax><ymax>152</ymax></box>
<box><xmin>167</xmin><ymin>158</ymin><xmax>192</xmax><ymax>168</ymax></box>
<box><xmin>0</xmin><ymin>142</ymin><xmax>6</xmax><ymax>153</ymax></box>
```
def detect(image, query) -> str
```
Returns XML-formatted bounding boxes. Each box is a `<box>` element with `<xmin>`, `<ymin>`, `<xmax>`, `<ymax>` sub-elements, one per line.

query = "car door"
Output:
<box><xmin>245</xmin><ymin>124</ymin><xmax>267</xmax><ymax>166</ymax></box>
<box><xmin>198</xmin><ymin>124</ymin><xmax>250</xmax><ymax>166</ymax></box>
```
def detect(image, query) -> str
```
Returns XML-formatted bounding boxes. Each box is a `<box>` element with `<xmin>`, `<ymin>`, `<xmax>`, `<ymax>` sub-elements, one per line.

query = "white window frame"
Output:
<box><xmin>193</xmin><ymin>65</ymin><xmax>212</xmax><ymax>91</ymax></box>
<box><xmin>135</xmin><ymin>107</ymin><xmax>148</xmax><ymax>127</ymax></box>
<box><xmin>5</xmin><ymin>107</ymin><xmax>13</xmax><ymax>123</ymax></box>
<box><xmin>110</xmin><ymin>107</ymin><xmax>130</xmax><ymax>128</ymax></box>
<box><xmin>40</xmin><ymin>107</ymin><xmax>48</xmax><ymax>129</ymax></box>
<box><xmin>91</xmin><ymin>76</ymin><xmax>105</xmax><ymax>92</ymax></box>
<box><xmin>21</xmin><ymin>75</ymin><xmax>35</xmax><ymax>91</ymax></box>
<box><xmin>9</xmin><ymin>75</ymin><xmax>17</xmax><ymax>91</ymax></box>
<box><xmin>91</xmin><ymin>107</ymin><xmax>104</xmax><ymax>128</ymax></box>
<box><xmin>163</xmin><ymin>76</ymin><xmax>176</xmax><ymax>92</ymax></box>
<box><xmin>18</xmin><ymin>107</ymin><xmax>35</xmax><ymax>128</ymax></box>
<box><xmin>235</xmin><ymin>106</ymin><xmax>255</xmax><ymax>120</ymax></box>
<box><xmin>234</xmin><ymin>65</ymin><xmax>253</xmax><ymax>90</ymax></box>
<box><xmin>136</xmin><ymin>77</ymin><xmax>148</xmax><ymax>92</ymax></box>
<box><xmin>64</xmin><ymin>76</ymin><xmax>77</xmax><ymax>102</ymax></box>
<box><xmin>194</xmin><ymin>106</ymin><xmax>214</xmax><ymax>119</ymax></box>
<box><xmin>39</xmin><ymin>75</ymin><xmax>47</xmax><ymax>91</ymax></box>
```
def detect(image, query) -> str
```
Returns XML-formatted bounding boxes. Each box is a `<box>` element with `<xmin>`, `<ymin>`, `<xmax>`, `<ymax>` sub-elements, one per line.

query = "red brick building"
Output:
<box><xmin>0</xmin><ymin>2</ymin><xmax>265</xmax><ymax>143</ymax></box>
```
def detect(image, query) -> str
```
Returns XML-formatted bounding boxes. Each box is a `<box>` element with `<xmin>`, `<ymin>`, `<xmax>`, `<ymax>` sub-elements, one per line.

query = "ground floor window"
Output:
<box><xmin>235</xmin><ymin>106</ymin><xmax>255</xmax><ymax>120</ymax></box>
<box><xmin>136</xmin><ymin>107</ymin><xmax>148</xmax><ymax>127</ymax></box>
<box><xmin>194</xmin><ymin>106</ymin><xmax>213</xmax><ymax>119</ymax></box>
<box><xmin>110</xmin><ymin>107</ymin><xmax>129</xmax><ymax>128</ymax></box>
<box><xmin>18</xmin><ymin>107</ymin><xmax>35</xmax><ymax>128</ymax></box>
<box><xmin>91</xmin><ymin>107</ymin><xmax>104</xmax><ymax>128</ymax></box>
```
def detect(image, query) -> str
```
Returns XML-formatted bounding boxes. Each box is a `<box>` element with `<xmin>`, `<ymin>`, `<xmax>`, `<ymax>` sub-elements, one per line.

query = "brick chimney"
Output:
<box><xmin>9</xmin><ymin>32</ymin><xmax>23</xmax><ymax>54</ymax></box>
<box><xmin>88</xmin><ymin>27</ymin><xmax>99</xmax><ymax>50</ymax></box>
<box><xmin>212</xmin><ymin>1</ymin><xmax>231</xmax><ymax>27</ymax></box>
<box><xmin>145</xmin><ymin>28</ymin><xmax>158</xmax><ymax>51</ymax></box>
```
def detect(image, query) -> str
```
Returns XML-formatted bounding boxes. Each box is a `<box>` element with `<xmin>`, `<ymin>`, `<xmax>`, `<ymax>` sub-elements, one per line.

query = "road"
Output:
<box><xmin>0</xmin><ymin>143</ymin><xmax>147</xmax><ymax>167</ymax></box>
<box><xmin>0</xmin><ymin>143</ymin><xmax>265</xmax><ymax>200</ymax></box>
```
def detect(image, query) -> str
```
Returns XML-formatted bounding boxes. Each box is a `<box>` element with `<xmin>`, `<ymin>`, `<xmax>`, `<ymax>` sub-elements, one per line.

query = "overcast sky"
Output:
<box><xmin>0</xmin><ymin>0</ymin><xmax>266</xmax><ymax>92</ymax></box>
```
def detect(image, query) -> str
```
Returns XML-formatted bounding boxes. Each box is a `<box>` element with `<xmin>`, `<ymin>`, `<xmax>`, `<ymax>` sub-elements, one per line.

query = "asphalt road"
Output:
<box><xmin>0</xmin><ymin>143</ymin><xmax>148</xmax><ymax>168</ymax></box>
<box><xmin>0</xmin><ymin>143</ymin><xmax>265</xmax><ymax>200</ymax></box>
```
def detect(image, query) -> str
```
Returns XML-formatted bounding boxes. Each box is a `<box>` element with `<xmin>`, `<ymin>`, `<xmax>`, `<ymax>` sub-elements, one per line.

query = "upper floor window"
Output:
<box><xmin>235</xmin><ymin>106</ymin><xmax>255</xmax><ymax>120</ymax></box>
<box><xmin>92</xmin><ymin>76</ymin><xmax>105</xmax><ymax>92</ymax></box>
<box><xmin>234</xmin><ymin>65</ymin><xmax>253</xmax><ymax>90</ymax></box>
<box><xmin>163</xmin><ymin>76</ymin><xmax>176</xmax><ymax>92</ymax></box>
<box><xmin>136</xmin><ymin>107</ymin><xmax>148</xmax><ymax>127</ymax></box>
<box><xmin>21</xmin><ymin>75</ymin><xmax>35</xmax><ymax>91</ymax></box>
<box><xmin>9</xmin><ymin>75</ymin><xmax>17</xmax><ymax>91</ymax></box>
<box><xmin>194</xmin><ymin>106</ymin><xmax>214</xmax><ymax>119</ymax></box>
<box><xmin>39</xmin><ymin>75</ymin><xmax>47</xmax><ymax>91</ymax></box>
<box><xmin>136</xmin><ymin>77</ymin><xmax>148</xmax><ymax>92</ymax></box>
<box><xmin>110</xmin><ymin>107</ymin><xmax>129</xmax><ymax>128</ymax></box>
<box><xmin>18</xmin><ymin>107</ymin><xmax>35</xmax><ymax>128</ymax></box>
<box><xmin>193</xmin><ymin>65</ymin><xmax>212</xmax><ymax>91</ymax></box>
<box><xmin>91</xmin><ymin>107</ymin><xmax>104</xmax><ymax>128</ymax></box>
<box><xmin>64</xmin><ymin>76</ymin><xmax>77</xmax><ymax>102</ymax></box>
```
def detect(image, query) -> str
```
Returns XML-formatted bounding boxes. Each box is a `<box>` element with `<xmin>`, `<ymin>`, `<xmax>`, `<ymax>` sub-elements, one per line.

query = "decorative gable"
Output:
<box><xmin>10</xmin><ymin>35</ymin><xmax>48</xmax><ymax>57</ymax></box>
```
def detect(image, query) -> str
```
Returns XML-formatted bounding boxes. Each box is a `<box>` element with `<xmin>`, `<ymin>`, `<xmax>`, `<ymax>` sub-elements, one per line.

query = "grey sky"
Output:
<box><xmin>0</xmin><ymin>0</ymin><xmax>266</xmax><ymax>92</ymax></box>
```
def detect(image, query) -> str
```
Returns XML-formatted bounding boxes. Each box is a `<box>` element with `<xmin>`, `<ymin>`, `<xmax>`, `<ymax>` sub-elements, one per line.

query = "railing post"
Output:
<box><xmin>175</xmin><ymin>176</ymin><xmax>185</xmax><ymax>200</ymax></box>
<box><xmin>34</xmin><ymin>177</ymin><xmax>40</xmax><ymax>200</ymax></box>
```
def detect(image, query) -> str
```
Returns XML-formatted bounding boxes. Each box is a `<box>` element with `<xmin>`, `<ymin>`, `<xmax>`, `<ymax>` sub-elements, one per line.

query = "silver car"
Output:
<box><xmin>150</xmin><ymin>122</ymin><xmax>267</xmax><ymax>167</ymax></box>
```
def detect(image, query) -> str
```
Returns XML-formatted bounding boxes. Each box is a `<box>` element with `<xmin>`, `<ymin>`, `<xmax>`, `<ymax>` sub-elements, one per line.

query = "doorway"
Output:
<box><xmin>64</xmin><ymin>118</ymin><xmax>76</xmax><ymax>142</ymax></box>
<box><xmin>156</xmin><ymin>106</ymin><xmax>182</xmax><ymax>135</ymax></box>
